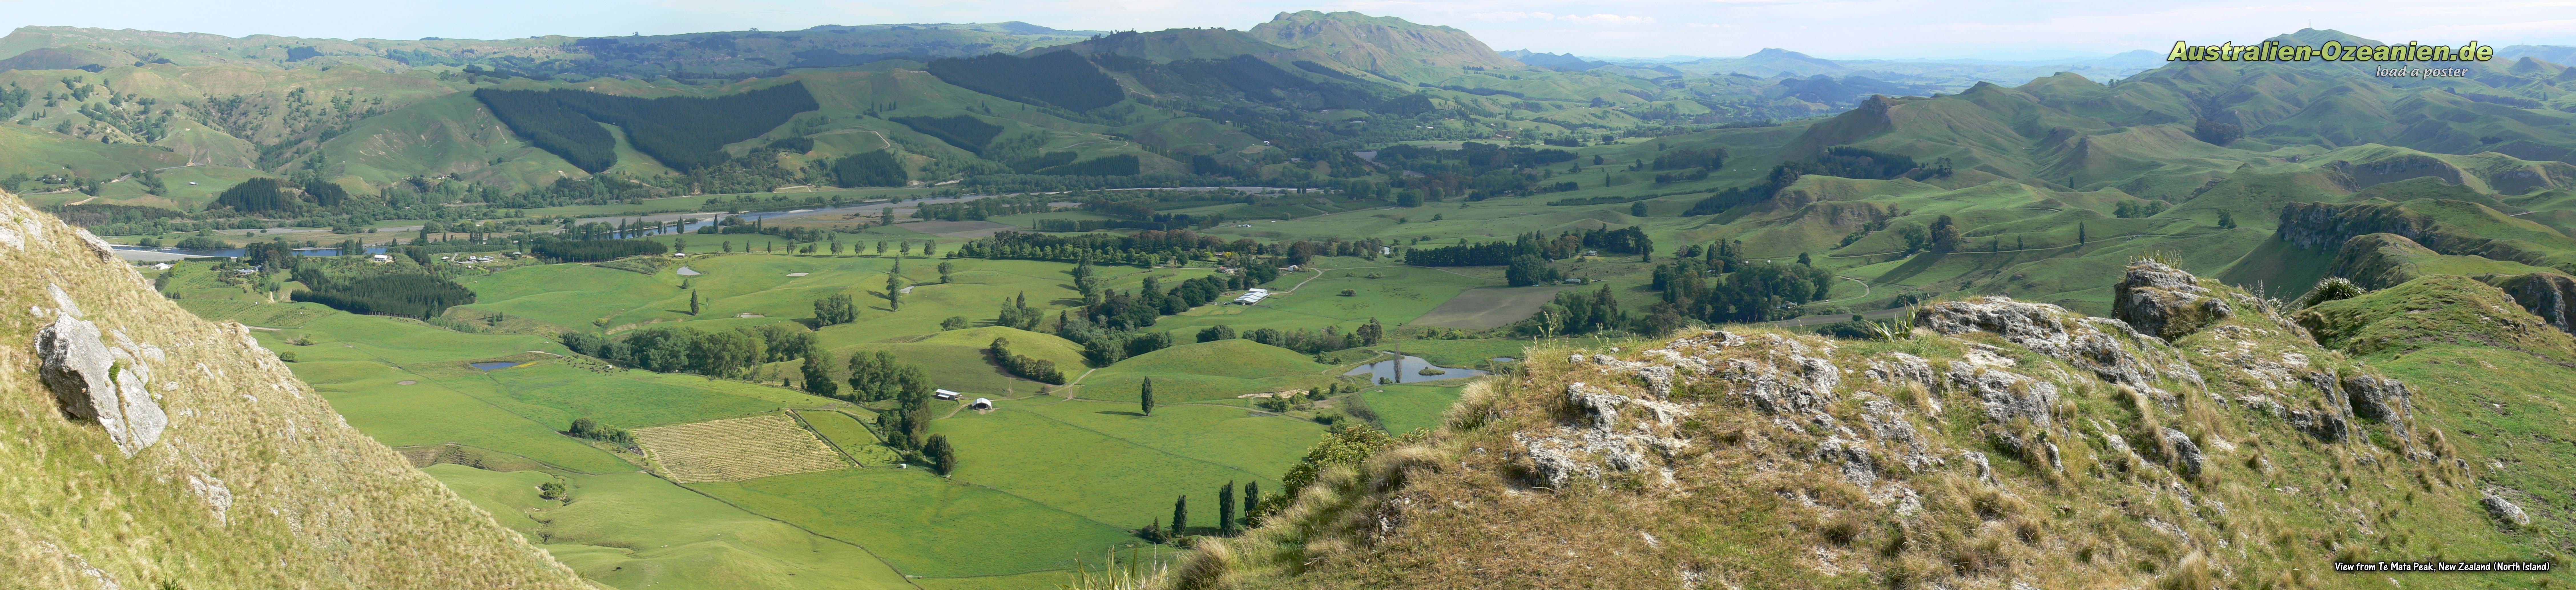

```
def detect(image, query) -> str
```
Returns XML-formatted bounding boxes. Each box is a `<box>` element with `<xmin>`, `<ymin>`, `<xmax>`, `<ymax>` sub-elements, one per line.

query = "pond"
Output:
<box><xmin>1343</xmin><ymin>354</ymin><xmax>1488</xmax><ymax>384</ymax></box>
<box><xmin>676</xmin><ymin>266</ymin><xmax>702</xmax><ymax>276</ymax></box>
<box><xmin>468</xmin><ymin>361</ymin><xmax>523</xmax><ymax>371</ymax></box>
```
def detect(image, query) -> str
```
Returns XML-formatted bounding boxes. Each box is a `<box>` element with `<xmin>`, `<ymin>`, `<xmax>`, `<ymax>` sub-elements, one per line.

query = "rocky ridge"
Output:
<box><xmin>1190</xmin><ymin>261</ymin><xmax>2540</xmax><ymax>590</ymax></box>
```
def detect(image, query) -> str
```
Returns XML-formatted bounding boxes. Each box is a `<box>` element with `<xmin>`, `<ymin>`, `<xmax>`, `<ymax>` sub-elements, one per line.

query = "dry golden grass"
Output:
<box><xmin>632</xmin><ymin>413</ymin><xmax>846</xmax><ymax>482</ymax></box>
<box><xmin>0</xmin><ymin>190</ymin><xmax>590</xmax><ymax>589</ymax></box>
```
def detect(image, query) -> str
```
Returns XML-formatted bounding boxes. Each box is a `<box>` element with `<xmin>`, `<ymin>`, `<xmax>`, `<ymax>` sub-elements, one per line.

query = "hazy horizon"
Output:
<box><xmin>2</xmin><ymin>0</ymin><xmax>2571</xmax><ymax>62</ymax></box>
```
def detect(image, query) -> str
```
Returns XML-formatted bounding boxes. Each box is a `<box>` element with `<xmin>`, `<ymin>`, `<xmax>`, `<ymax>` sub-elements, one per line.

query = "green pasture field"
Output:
<box><xmin>847</xmin><ymin>326</ymin><xmax>1088</xmax><ymax>397</ymax></box>
<box><xmin>426</xmin><ymin>466</ymin><xmax>918</xmax><ymax>589</ymax></box>
<box><xmin>798</xmin><ymin>409</ymin><xmax>902</xmax><ymax>465</ymax></box>
<box><xmin>1079</xmin><ymin>339</ymin><xmax>1336</xmax><ymax>403</ymax></box>
<box><xmin>689</xmin><ymin>467</ymin><xmax>1141</xmax><ymax>579</ymax></box>
<box><xmin>1409</xmin><ymin>285</ymin><xmax>1577</xmax><ymax>330</ymax></box>
<box><xmin>265</xmin><ymin>311</ymin><xmax>834</xmax><ymax>473</ymax></box>
<box><xmin>927</xmin><ymin>401</ymin><xmax>1282</xmax><ymax>527</ymax></box>
<box><xmin>1355</xmin><ymin>384</ymin><xmax>1467</xmax><ymax>435</ymax></box>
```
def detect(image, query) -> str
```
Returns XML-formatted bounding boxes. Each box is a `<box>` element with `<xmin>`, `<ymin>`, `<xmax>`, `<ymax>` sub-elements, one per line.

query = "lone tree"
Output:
<box><xmin>1218</xmin><ymin>481</ymin><xmax>1238</xmax><ymax>535</ymax></box>
<box><xmin>924</xmin><ymin>434</ymin><xmax>956</xmax><ymax>475</ymax></box>
<box><xmin>1140</xmin><ymin>377</ymin><xmax>1156</xmax><ymax>415</ymax></box>
<box><xmin>1170</xmin><ymin>495</ymin><xmax>1189</xmax><ymax>537</ymax></box>
<box><xmin>689</xmin><ymin>290</ymin><xmax>702</xmax><ymax>316</ymax></box>
<box><xmin>801</xmin><ymin>353</ymin><xmax>838</xmax><ymax>398</ymax></box>
<box><xmin>938</xmin><ymin>261</ymin><xmax>955</xmax><ymax>283</ymax></box>
<box><xmin>886</xmin><ymin>274</ymin><xmax>906</xmax><ymax>310</ymax></box>
<box><xmin>1928</xmin><ymin>216</ymin><xmax>1962</xmax><ymax>253</ymax></box>
<box><xmin>2078</xmin><ymin>222</ymin><xmax>2089</xmax><ymax>247</ymax></box>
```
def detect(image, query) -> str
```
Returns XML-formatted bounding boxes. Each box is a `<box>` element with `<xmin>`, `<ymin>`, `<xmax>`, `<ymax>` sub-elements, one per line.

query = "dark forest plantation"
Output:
<box><xmin>6</xmin><ymin>7</ymin><xmax>2576</xmax><ymax>590</ymax></box>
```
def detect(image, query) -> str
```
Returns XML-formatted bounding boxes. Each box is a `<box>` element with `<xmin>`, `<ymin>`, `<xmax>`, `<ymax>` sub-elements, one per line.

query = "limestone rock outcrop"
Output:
<box><xmin>35</xmin><ymin>306</ymin><xmax>166</xmax><ymax>456</ymax></box>
<box><xmin>2113</xmin><ymin>260</ymin><xmax>2234</xmax><ymax>341</ymax></box>
<box><xmin>1918</xmin><ymin>296</ymin><xmax>2204</xmax><ymax>395</ymax></box>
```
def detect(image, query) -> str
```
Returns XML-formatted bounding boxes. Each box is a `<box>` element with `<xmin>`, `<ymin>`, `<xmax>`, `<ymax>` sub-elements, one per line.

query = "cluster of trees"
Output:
<box><xmin>1193</xmin><ymin>320</ymin><xmax>1382</xmax><ymax>355</ymax></box>
<box><xmin>559</xmin><ymin>323</ymin><xmax>816</xmax><ymax>378</ymax></box>
<box><xmin>953</xmin><ymin>229</ymin><xmax>1270</xmax><ymax>266</ymax></box>
<box><xmin>891</xmin><ymin>115</ymin><xmax>1005</xmax><ymax>153</ymax></box>
<box><xmin>810</xmin><ymin>350</ymin><xmax>942</xmax><ymax>463</ymax></box>
<box><xmin>531</xmin><ymin>238</ymin><xmax>668</xmax><ymax>262</ymax></box>
<box><xmin>1504</xmin><ymin>255</ymin><xmax>1563</xmax><ymax>287</ymax></box>
<box><xmin>1646</xmin><ymin>256</ymin><xmax>1836</xmax><ymax>326</ymax></box>
<box><xmin>214</xmin><ymin>178</ymin><xmax>295</xmax><ymax>213</ymax></box>
<box><xmin>475</xmin><ymin>83</ymin><xmax>819</xmax><ymax>173</ymax></box>
<box><xmin>1280</xmin><ymin>236</ymin><xmax>1393</xmax><ymax>265</ymax></box>
<box><xmin>566</xmin><ymin>417</ymin><xmax>635</xmax><ymax>447</ymax></box>
<box><xmin>925</xmin><ymin>51</ymin><xmax>1126</xmax><ymax>112</ymax></box>
<box><xmin>813</xmin><ymin>293</ymin><xmax>857</xmax><ymax>326</ymax></box>
<box><xmin>1147</xmin><ymin>481</ymin><xmax>1261</xmax><ymax>542</ymax></box>
<box><xmin>2192</xmin><ymin>118</ymin><xmax>2243</xmax><ymax>146</ymax></box>
<box><xmin>832</xmin><ymin>151</ymin><xmax>906</xmax><ymax>187</ymax></box>
<box><xmin>1514</xmin><ymin>285</ymin><xmax>1629</xmax><ymax>338</ymax></box>
<box><xmin>988</xmin><ymin>337</ymin><xmax>1066</xmax><ymax>384</ymax></box>
<box><xmin>2113</xmin><ymin>200</ymin><xmax>2169</xmax><ymax>218</ymax></box>
<box><xmin>993</xmin><ymin>292</ymin><xmax>1044</xmax><ymax>330</ymax></box>
<box><xmin>289</xmin><ymin>270</ymin><xmax>476</xmax><ymax>319</ymax></box>
<box><xmin>1407</xmin><ymin>229</ymin><xmax>1645</xmax><ymax>268</ymax></box>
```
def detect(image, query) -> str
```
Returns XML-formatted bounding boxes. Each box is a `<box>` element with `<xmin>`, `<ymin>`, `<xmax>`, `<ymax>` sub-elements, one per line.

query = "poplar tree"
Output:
<box><xmin>689</xmin><ymin>290</ymin><xmax>701</xmax><ymax>315</ymax></box>
<box><xmin>887</xmin><ymin>274</ymin><xmax>905</xmax><ymax>310</ymax></box>
<box><xmin>1140</xmin><ymin>377</ymin><xmax>1156</xmax><ymax>415</ymax></box>
<box><xmin>1218</xmin><ymin>482</ymin><xmax>1238</xmax><ymax>534</ymax></box>
<box><xmin>1242</xmin><ymin>481</ymin><xmax>1260</xmax><ymax>525</ymax></box>
<box><xmin>1170</xmin><ymin>495</ymin><xmax>1189</xmax><ymax>537</ymax></box>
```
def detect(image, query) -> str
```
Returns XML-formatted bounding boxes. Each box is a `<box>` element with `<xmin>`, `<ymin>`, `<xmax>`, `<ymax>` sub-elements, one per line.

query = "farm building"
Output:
<box><xmin>934</xmin><ymin>389</ymin><xmax>963</xmax><ymax>400</ymax></box>
<box><xmin>970</xmin><ymin>398</ymin><xmax>993</xmax><ymax>410</ymax></box>
<box><xmin>1232</xmin><ymin>288</ymin><xmax>1270</xmax><ymax>305</ymax></box>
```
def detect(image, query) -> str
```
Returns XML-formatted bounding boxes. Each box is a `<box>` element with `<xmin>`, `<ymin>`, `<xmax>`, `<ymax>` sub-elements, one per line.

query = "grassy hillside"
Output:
<box><xmin>1082</xmin><ymin>339</ymin><xmax>1336</xmax><ymax>403</ymax></box>
<box><xmin>0</xmin><ymin>189</ymin><xmax>588</xmax><ymax>588</ymax></box>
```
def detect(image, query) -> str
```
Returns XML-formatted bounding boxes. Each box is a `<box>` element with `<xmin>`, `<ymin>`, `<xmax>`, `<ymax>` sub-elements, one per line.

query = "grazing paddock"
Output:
<box><xmin>1410</xmin><ymin>285</ymin><xmax>1577</xmax><ymax>329</ymax></box>
<box><xmin>633</xmin><ymin>414</ymin><xmax>846</xmax><ymax>482</ymax></box>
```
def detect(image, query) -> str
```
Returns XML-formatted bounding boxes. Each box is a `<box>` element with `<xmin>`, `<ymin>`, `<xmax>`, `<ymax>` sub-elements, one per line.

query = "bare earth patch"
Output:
<box><xmin>632</xmin><ymin>414</ymin><xmax>846</xmax><ymax>483</ymax></box>
<box><xmin>1411</xmin><ymin>286</ymin><xmax>1578</xmax><ymax>330</ymax></box>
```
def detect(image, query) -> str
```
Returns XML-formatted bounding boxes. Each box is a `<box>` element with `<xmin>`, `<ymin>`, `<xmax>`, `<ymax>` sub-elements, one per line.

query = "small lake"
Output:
<box><xmin>676</xmin><ymin>266</ymin><xmax>702</xmax><ymax>276</ymax></box>
<box><xmin>1343</xmin><ymin>354</ymin><xmax>1488</xmax><ymax>383</ymax></box>
<box><xmin>469</xmin><ymin>361</ymin><xmax>523</xmax><ymax>371</ymax></box>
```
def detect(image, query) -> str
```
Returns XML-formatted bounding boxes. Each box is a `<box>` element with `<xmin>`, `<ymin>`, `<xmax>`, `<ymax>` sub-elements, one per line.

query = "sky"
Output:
<box><xmin>2</xmin><ymin>0</ymin><xmax>2573</xmax><ymax>60</ymax></box>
